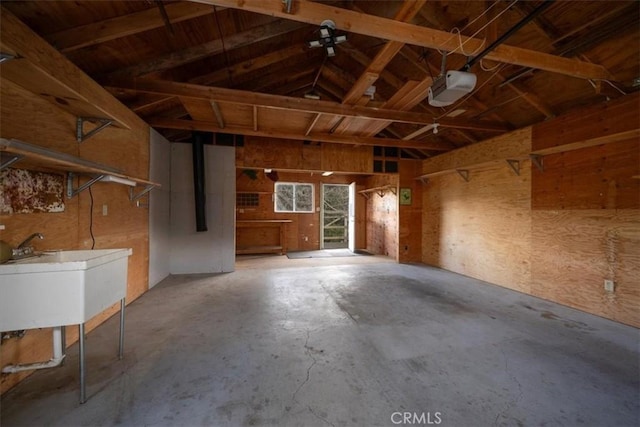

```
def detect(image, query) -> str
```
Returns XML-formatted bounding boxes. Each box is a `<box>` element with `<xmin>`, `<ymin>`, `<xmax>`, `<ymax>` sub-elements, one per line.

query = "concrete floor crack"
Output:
<box><xmin>291</xmin><ymin>329</ymin><xmax>317</xmax><ymax>404</ymax></box>
<box><xmin>494</xmin><ymin>348</ymin><xmax>524</xmax><ymax>426</ymax></box>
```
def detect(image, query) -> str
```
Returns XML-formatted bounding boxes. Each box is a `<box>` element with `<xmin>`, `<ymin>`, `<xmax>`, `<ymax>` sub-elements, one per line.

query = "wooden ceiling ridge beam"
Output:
<box><xmin>197</xmin><ymin>0</ymin><xmax>612</xmax><ymax>80</ymax></box>
<box><xmin>109</xmin><ymin>78</ymin><xmax>509</xmax><ymax>131</ymax></box>
<box><xmin>46</xmin><ymin>2</ymin><xmax>217</xmax><ymax>52</ymax></box>
<box><xmin>101</xmin><ymin>19</ymin><xmax>307</xmax><ymax>80</ymax></box>
<box><xmin>148</xmin><ymin>117</ymin><xmax>453</xmax><ymax>150</ymax></box>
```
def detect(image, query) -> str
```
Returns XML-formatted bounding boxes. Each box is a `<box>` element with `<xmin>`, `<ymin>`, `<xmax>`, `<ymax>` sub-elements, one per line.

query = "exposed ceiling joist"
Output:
<box><xmin>102</xmin><ymin>19</ymin><xmax>307</xmax><ymax>80</ymax></box>
<box><xmin>46</xmin><ymin>2</ymin><xmax>216</xmax><ymax>52</ymax></box>
<box><xmin>108</xmin><ymin>78</ymin><xmax>510</xmax><ymax>132</ymax></box>
<box><xmin>148</xmin><ymin>118</ymin><xmax>454</xmax><ymax>151</ymax></box>
<box><xmin>195</xmin><ymin>0</ymin><xmax>613</xmax><ymax>80</ymax></box>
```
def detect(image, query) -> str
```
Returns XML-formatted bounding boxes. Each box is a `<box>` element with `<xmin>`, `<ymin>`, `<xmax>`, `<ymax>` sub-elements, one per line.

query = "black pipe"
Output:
<box><xmin>192</xmin><ymin>132</ymin><xmax>208</xmax><ymax>232</ymax></box>
<box><xmin>462</xmin><ymin>0</ymin><xmax>555</xmax><ymax>72</ymax></box>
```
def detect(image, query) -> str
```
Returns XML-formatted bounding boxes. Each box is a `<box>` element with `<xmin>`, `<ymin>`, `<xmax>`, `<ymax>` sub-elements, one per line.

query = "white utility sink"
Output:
<box><xmin>0</xmin><ymin>249</ymin><xmax>132</xmax><ymax>332</ymax></box>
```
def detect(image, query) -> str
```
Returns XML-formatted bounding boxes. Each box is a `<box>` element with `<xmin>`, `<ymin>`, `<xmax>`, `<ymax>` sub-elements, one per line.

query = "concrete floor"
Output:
<box><xmin>1</xmin><ymin>255</ymin><xmax>638</xmax><ymax>426</ymax></box>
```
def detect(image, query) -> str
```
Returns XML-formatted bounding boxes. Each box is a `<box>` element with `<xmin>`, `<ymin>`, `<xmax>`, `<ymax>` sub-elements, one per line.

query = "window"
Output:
<box><xmin>236</xmin><ymin>193</ymin><xmax>259</xmax><ymax>208</ymax></box>
<box><xmin>275</xmin><ymin>182</ymin><xmax>314</xmax><ymax>213</ymax></box>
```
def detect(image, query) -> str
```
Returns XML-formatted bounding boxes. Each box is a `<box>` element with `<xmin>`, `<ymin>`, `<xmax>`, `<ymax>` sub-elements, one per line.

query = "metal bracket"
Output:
<box><xmin>0</xmin><ymin>154</ymin><xmax>24</xmax><ymax>170</ymax></box>
<box><xmin>506</xmin><ymin>159</ymin><xmax>521</xmax><ymax>176</ymax></box>
<box><xmin>129</xmin><ymin>184</ymin><xmax>155</xmax><ymax>203</ymax></box>
<box><xmin>376</xmin><ymin>190</ymin><xmax>386</xmax><ymax>198</ymax></box>
<box><xmin>530</xmin><ymin>154</ymin><xmax>544</xmax><ymax>172</ymax></box>
<box><xmin>456</xmin><ymin>169</ymin><xmax>470</xmax><ymax>182</ymax></box>
<box><xmin>360</xmin><ymin>192</ymin><xmax>371</xmax><ymax>199</ymax></box>
<box><xmin>76</xmin><ymin>117</ymin><xmax>113</xmax><ymax>143</ymax></box>
<box><xmin>66</xmin><ymin>172</ymin><xmax>105</xmax><ymax>198</ymax></box>
<box><xmin>389</xmin><ymin>187</ymin><xmax>397</xmax><ymax>196</ymax></box>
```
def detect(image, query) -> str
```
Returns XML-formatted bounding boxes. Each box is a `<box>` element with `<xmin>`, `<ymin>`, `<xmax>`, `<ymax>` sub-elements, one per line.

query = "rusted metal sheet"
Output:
<box><xmin>0</xmin><ymin>168</ymin><xmax>65</xmax><ymax>214</ymax></box>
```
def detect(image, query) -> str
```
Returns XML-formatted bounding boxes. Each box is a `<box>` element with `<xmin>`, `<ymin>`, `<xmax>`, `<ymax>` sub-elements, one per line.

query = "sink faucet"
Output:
<box><xmin>18</xmin><ymin>233</ymin><xmax>44</xmax><ymax>249</ymax></box>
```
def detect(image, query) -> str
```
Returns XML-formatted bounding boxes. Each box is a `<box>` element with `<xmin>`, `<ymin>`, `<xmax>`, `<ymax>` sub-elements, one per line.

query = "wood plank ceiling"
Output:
<box><xmin>2</xmin><ymin>0</ymin><xmax>639</xmax><ymax>159</ymax></box>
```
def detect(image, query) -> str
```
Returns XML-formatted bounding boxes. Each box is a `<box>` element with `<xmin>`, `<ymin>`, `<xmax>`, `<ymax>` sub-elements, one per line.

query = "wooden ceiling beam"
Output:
<box><xmin>0</xmin><ymin>6</ymin><xmax>142</xmax><ymax>130</ymax></box>
<box><xmin>410</xmin><ymin>6</ymin><xmax>557</xmax><ymax>120</ymax></box>
<box><xmin>336</xmin><ymin>1</ymin><xmax>426</xmax><ymax>136</ymax></box>
<box><xmin>190</xmin><ymin>43</ymin><xmax>311</xmax><ymax>85</ymax></box>
<box><xmin>108</xmin><ymin>78</ymin><xmax>509</xmax><ymax>131</ymax></box>
<box><xmin>102</xmin><ymin>19</ymin><xmax>307</xmax><ymax>80</ymax></box>
<box><xmin>198</xmin><ymin>0</ymin><xmax>612</xmax><ymax>80</ymax></box>
<box><xmin>341</xmin><ymin>0</ymin><xmax>426</xmax><ymax>104</ymax></box>
<box><xmin>46</xmin><ymin>2</ymin><xmax>216</xmax><ymax>52</ymax></box>
<box><xmin>148</xmin><ymin>117</ymin><xmax>454</xmax><ymax>151</ymax></box>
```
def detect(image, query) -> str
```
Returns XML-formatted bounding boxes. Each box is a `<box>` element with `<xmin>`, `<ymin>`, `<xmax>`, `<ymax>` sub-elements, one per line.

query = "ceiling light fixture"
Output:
<box><xmin>322</xmin><ymin>171</ymin><xmax>333</xmax><ymax>176</ymax></box>
<box><xmin>308</xmin><ymin>20</ymin><xmax>346</xmax><ymax>57</ymax></box>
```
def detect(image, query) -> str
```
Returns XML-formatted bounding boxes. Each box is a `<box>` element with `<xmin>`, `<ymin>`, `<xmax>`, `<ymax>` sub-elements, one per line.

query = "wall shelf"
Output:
<box><xmin>0</xmin><ymin>138</ymin><xmax>160</xmax><ymax>201</ymax></box>
<box><xmin>358</xmin><ymin>185</ymin><xmax>397</xmax><ymax>199</ymax></box>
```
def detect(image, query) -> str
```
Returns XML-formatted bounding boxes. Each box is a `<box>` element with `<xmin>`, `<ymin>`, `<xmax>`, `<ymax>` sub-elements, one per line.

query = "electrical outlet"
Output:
<box><xmin>604</xmin><ymin>280</ymin><xmax>615</xmax><ymax>292</ymax></box>
<box><xmin>102</xmin><ymin>204</ymin><xmax>108</xmax><ymax>216</ymax></box>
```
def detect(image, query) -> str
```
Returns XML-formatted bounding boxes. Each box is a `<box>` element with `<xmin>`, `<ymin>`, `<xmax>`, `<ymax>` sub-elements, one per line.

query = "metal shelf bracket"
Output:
<box><xmin>456</xmin><ymin>169</ymin><xmax>470</xmax><ymax>182</ymax></box>
<box><xmin>0</xmin><ymin>154</ymin><xmax>24</xmax><ymax>171</ymax></box>
<box><xmin>506</xmin><ymin>159</ymin><xmax>521</xmax><ymax>176</ymax></box>
<box><xmin>66</xmin><ymin>172</ymin><xmax>105</xmax><ymax>198</ymax></box>
<box><xmin>76</xmin><ymin>117</ymin><xmax>113</xmax><ymax>143</ymax></box>
<box><xmin>530</xmin><ymin>154</ymin><xmax>544</xmax><ymax>172</ymax></box>
<box><xmin>129</xmin><ymin>184</ymin><xmax>155</xmax><ymax>203</ymax></box>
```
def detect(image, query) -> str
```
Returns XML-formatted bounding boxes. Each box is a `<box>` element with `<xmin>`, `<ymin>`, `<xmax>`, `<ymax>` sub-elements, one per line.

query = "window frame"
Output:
<box><xmin>274</xmin><ymin>182</ymin><xmax>315</xmax><ymax>213</ymax></box>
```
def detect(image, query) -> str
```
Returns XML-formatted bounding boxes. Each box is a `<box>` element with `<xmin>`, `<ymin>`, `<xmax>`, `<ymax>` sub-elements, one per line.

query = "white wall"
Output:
<box><xmin>149</xmin><ymin>128</ymin><xmax>171</xmax><ymax>288</ymax></box>
<box><xmin>170</xmin><ymin>144</ymin><xmax>235</xmax><ymax>274</ymax></box>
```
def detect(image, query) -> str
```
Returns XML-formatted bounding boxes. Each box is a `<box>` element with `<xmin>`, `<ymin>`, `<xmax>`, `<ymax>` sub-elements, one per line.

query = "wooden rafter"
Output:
<box><xmin>148</xmin><ymin>118</ymin><xmax>453</xmax><ymax>151</ymax></box>
<box><xmin>334</xmin><ymin>0</ymin><xmax>427</xmax><ymax>136</ymax></box>
<box><xmin>108</xmin><ymin>78</ymin><xmax>510</xmax><ymax>132</ymax></box>
<box><xmin>197</xmin><ymin>0</ymin><xmax>612</xmax><ymax>80</ymax></box>
<box><xmin>45</xmin><ymin>2</ymin><xmax>216</xmax><ymax>52</ymax></box>
<box><xmin>102</xmin><ymin>20</ymin><xmax>307</xmax><ymax>80</ymax></box>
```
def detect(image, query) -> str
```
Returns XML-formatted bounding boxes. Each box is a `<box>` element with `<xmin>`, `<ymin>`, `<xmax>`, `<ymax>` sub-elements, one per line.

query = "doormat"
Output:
<box><xmin>287</xmin><ymin>249</ymin><xmax>373</xmax><ymax>259</ymax></box>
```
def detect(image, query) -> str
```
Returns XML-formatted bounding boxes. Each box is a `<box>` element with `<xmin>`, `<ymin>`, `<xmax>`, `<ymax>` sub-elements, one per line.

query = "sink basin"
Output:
<box><xmin>0</xmin><ymin>249</ymin><xmax>132</xmax><ymax>331</ymax></box>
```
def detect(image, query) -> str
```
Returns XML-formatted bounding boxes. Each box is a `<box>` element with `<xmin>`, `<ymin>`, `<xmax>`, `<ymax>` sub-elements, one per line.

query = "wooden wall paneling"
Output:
<box><xmin>532</xmin><ymin>139</ymin><xmax>640</xmax><ymax>210</ymax></box>
<box><xmin>0</xmin><ymin>10</ymin><xmax>151</xmax><ymax>393</ymax></box>
<box><xmin>420</xmin><ymin>127</ymin><xmax>532</xmax><ymax>177</ymax></box>
<box><xmin>235</xmin><ymin>169</ymin><xmax>365</xmax><ymax>252</ymax></box>
<box><xmin>531</xmin><ymin>210</ymin><xmax>639</xmax><ymax>327</ymax></box>
<box><xmin>364</xmin><ymin>174</ymin><xmax>399</xmax><ymax>259</ymax></box>
<box><xmin>531</xmin><ymin>92</ymin><xmax>640</xmax><ymax>153</ymax></box>
<box><xmin>422</xmin><ymin>162</ymin><xmax>533</xmax><ymax>293</ymax></box>
<box><xmin>321</xmin><ymin>144</ymin><xmax>373</xmax><ymax>174</ymax></box>
<box><xmin>398</xmin><ymin>159</ymin><xmax>422</xmax><ymax>262</ymax></box>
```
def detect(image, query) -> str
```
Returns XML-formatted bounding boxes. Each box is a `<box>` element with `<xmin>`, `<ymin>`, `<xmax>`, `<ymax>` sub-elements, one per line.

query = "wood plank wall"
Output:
<box><xmin>364</xmin><ymin>174</ymin><xmax>399</xmax><ymax>260</ymax></box>
<box><xmin>422</xmin><ymin>95</ymin><xmax>639</xmax><ymax>327</ymax></box>
<box><xmin>235</xmin><ymin>169</ymin><xmax>367</xmax><ymax>252</ymax></box>
<box><xmin>0</xmin><ymin>80</ymin><xmax>150</xmax><ymax>393</ymax></box>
